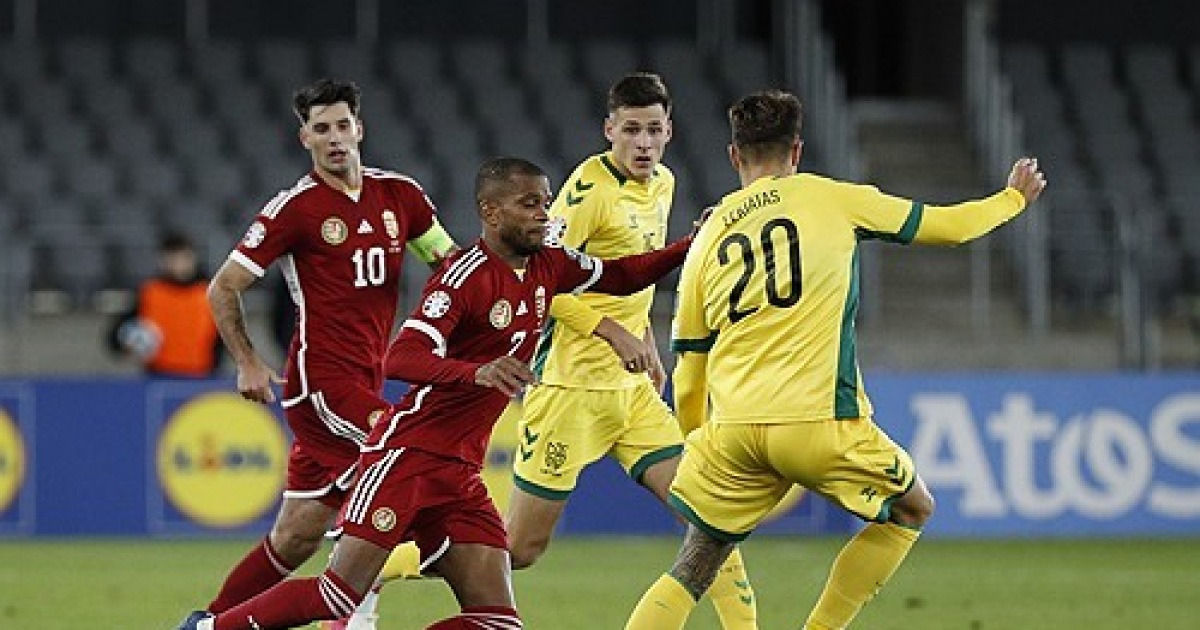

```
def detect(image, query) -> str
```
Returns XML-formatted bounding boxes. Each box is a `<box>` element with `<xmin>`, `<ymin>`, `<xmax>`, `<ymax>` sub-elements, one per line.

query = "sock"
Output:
<box><xmin>424</xmin><ymin>606</ymin><xmax>521</xmax><ymax>629</ymax></box>
<box><xmin>208</xmin><ymin>537</ymin><xmax>298</xmax><ymax>613</ymax></box>
<box><xmin>625</xmin><ymin>574</ymin><xmax>697</xmax><ymax>630</ymax></box>
<box><xmin>705</xmin><ymin>547</ymin><xmax>758</xmax><ymax>629</ymax></box>
<box><xmin>342</xmin><ymin>586</ymin><xmax>380</xmax><ymax>626</ymax></box>
<box><xmin>214</xmin><ymin>568</ymin><xmax>364</xmax><ymax>630</ymax></box>
<box><xmin>804</xmin><ymin>523</ymin><xmax>920</xmax><ymax>630</ymax></box>
<box><xmin>378</xmin><ymin>541</ymin><xmax>423</xmax><ymax>581</ymax></box>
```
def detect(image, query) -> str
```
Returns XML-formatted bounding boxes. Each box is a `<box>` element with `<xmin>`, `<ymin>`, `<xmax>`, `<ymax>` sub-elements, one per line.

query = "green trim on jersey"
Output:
<box><xmin>668</xmin><ymin>494</ymin><xmax>750</xmax><ymax>543</ymax></box>
<box><xmin>600</xmin><ymin>155</ymin><xmax>628</xmax><ymax>185</ymax></box>
<box><xmin>531</xmin><ymin>317</ymin><xmax>558</xmax><ymax>379</ymax></box>
<box><xmin>855</xmin><ymin>201</ymin><xmax>925</xmax><ymax>244</ymax></box>
<box><xmin>629</xmin><ymin>444</ymin><xmax>684</xmax><ymax>484</ymax></box>
<box><xmin>834</xmin><ymin>246</ymin><xmax>861</xmax><ymax>418</ymax></box>
<box><xmin>671</xmin><ymin>332</ymin><xmax>718</xmax><ymax>353</ymax></box>
<box><xmin>513</xmin><ymin>474</ymin><xmax>571</xmax><ymax>501</ymax></box>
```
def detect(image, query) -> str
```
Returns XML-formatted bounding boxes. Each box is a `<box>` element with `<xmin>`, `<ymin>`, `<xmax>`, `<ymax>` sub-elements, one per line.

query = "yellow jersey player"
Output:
<box><xmin>505</xmin><ymin>73</ymin><xmax>759</xmax><ymax>628</ymax></box>
<box><xmin>626</xmin><ymin>90</ymin><xmax>1046</xmax><ymax>629</ymax></box>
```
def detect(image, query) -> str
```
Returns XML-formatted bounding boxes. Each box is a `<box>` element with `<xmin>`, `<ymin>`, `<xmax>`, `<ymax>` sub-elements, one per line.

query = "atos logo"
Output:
<box><xmin>157</xmin><ymin>392</ymin><xmax>286</xmax><ymax>528</ymax></box>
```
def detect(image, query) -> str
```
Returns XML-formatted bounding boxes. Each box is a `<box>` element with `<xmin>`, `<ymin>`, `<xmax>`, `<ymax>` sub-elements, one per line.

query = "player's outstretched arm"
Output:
<box><xmin>914</xmin><ymin>157</ymin><xmax>1047</xmax><ymax>246</ymax></box>
<box><xmin>672</xmin><ymin>351</ymin><xmax>709</xmax><ymax>434</ymax></box>
<box><xmin>587</xmin><ymin>236</ymin><xmax>691</xmax><ymax>296</ymax></box>
<box><xmin>209</xmin><ymin>259</ymin><xmax>281</xmax><ymax>404</ymax></box>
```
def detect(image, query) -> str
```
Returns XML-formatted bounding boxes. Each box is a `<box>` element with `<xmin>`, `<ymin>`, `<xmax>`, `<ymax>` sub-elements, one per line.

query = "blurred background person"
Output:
<box><xmin>106</xmin><ymin>231</ymin><xmax>222</xmax><ymax>378</ymax></box>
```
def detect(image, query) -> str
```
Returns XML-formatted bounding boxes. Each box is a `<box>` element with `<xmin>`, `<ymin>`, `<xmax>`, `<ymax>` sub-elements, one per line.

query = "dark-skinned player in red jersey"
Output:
<box><xmin>177</xmin><ymin>156</ymin><xmax>698</xmax><ymax>630</ymax></box>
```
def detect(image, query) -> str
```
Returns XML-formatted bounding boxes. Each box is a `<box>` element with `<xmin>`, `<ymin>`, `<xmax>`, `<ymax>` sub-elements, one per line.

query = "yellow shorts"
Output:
<box><xmin>669</xmin><ymin>418</ymin><xmax>916</xmax><ymax>541</ymax></box>
<box><xmin>512</xmin><ymin>381</ymin><xmax>683</xmax><ymax>499</ymax></box>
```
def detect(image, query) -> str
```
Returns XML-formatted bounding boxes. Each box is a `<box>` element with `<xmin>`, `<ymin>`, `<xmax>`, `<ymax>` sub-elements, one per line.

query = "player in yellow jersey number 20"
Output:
<box><xmin>625</xmin><ymin>89</ymin><xmax>1046</xmax><ymax>629</ymax></box>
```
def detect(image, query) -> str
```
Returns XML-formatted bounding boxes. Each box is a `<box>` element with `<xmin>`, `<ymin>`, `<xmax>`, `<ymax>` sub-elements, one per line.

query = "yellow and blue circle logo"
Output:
<box><xmin>157</xmin><ymin>392</ymin><xmax>287</xmax><ymax>528</ymax></box>
<box><xmin>0</xmin><ymin>408</ymin><xmax>25</xmax><ymax>515</ymax></box>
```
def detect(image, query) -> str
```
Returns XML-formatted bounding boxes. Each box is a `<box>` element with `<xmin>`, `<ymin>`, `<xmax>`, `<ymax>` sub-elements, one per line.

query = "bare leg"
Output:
<box><xmin>505</xmin><ymin>486</ymin><xmax>568</xmax><ymax>569</ymax></box>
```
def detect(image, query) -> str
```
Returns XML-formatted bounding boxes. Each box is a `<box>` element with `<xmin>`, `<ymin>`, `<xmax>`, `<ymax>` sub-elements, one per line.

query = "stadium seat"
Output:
<box><xmin>124</xmin><ymin>37</ymin><xmax>181</xmax><ymax>86</ymax></box>
<box><xmin>55</xmin><ymin>37</ymin><xmax>114</xmax><ymax>87</ymax></box>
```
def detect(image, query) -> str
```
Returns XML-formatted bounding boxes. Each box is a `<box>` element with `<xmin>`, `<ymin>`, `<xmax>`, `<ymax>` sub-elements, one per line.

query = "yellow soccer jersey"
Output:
<box><xmin>533</xmin><ymin>152</ymin><xmax>675</xmax><ymax>388</ymax></box>
<box><xmin>672</xmin><ymin>173</ymin><xmax>1026</xmax><ymax>425</ymax></box>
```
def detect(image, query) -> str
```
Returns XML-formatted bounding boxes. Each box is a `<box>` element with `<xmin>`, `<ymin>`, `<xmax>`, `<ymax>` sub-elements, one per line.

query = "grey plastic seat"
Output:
<box><xmin>516</xmin><ymin>42</ymin><xmax>573</xmax><ymax>88</ymax></box>
<box><xmin>648</xmin><ymin>40</ymin><xmax>706</xmax><ymax>83</ymax></box>
<box><xmin>125</xmin><ymin>37</ymin><xmax>180</xmax><ymax>86</ymax></box>
<box><xmin>190</xmin><ymin>159</ymin><xmax>249</xmax><ymax>207</ymax></box>
<box><xmin>254</xmin><ymin>40</ymin><xmax>313</xmax><ymax>91</ymax></box>
<box><xmin>163</xmin><ymin>121</ymin><xmax>226</xmax><ymax>164</ymax></box>
<box><xmin>79</xmin><ymin>82</ymin><xmax>140</xmax><ymax>123</ymax></box>
<box><xmin>125</xmin><ymin>159</ymin><xmax>186</xmax><ymax>201</ymax></box>
<box><xmin>716</xmin><ymin>43</ymin><xmax>771</xmax><ymax>99</ymax></box>
<box><xmin>386</xmin><ymin>40</ymin><xmax>444</xmax><ymax>90</ymax></box>
<box><xmin>28</xmin><ymin>197</ymin><xmax>90</xmax><ymax>239</ymax></box>
<box><xmin>4</xmin><ymin>158</ymin><xmax>58</xmax><ymax>203</ymax></box>
<box><xmin>317</xmin><ymin>40</ymin><xmax>378</xmax><ymax>82</ymax></box>
<box><xmin>450</xmin><ymin>39</ymin><xmax>510</xmax><ymax>91</ymax></box>
<box><xmin>64</xmin><ymin>161</ymin><xmax>121</xmax><ymax>202</ymax></box>
<box><xmin>191</xmin><ymin>42</ymin><xmax>248</xmax><ymax>88</ymax></box>
<box><xmin>0</xmin><ymin>41</ymin><xmax>47</xmax><ymax>84</ymax></box>
<box><xmin>363</xmin><ymin>116</ymin><xmax>423</xmax><ymax>166</ymax></box>
<box><xmin>56</xmin><ymin>38</ymin><xmax>113</xmax><ymax>87</ymax></box>
<box><xmin>581</xmin><ymin>40</ymin><xmax>640</xmax><ymax>93</ymax></box>
<box><xmin>16</xmin><ymin>82</ymin><xmax>74</xmax><ymax>121</ymax></box>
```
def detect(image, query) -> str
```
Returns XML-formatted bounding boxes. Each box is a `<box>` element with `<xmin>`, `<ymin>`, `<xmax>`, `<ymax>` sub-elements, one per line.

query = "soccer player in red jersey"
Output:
<box><xmin>180</xmin><ymin>79</ymin><xmax>457</xmax><ymax>629</ymax></box>
<box><xmin>177</xmin><ymin>157</ymin><xmax>694</xmax><ymax>630</ymax></box>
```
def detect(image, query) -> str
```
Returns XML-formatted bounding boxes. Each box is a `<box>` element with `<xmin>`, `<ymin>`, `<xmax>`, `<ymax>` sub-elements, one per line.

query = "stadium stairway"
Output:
<box><xmin>851</xmin><ymin>100</ymin><xmax>1124</xmax><ymax>370</ymax></box>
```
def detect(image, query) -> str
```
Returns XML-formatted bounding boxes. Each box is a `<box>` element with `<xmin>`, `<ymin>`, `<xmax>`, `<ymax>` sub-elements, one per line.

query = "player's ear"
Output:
<box><xmin>664</xmin><ymin>118</ymin><xmax>673</xmax><ymax>143</ymax></box>
<box><xmin>603</xmin><ymin>114</ymin><xmax>616</xmax><ymax>144</ymax></box>
<box><xmin>792</xmin><ymin>138</ymin><xmax>803</xmax><ymax>167</ymax></box>
<box><xmin>298</xmin><ymin>127</ymin><xmax>310</xmax><ymax>150</ymax></box>
<box><xmin>728</xmin><ymin>143</ymin><xmax>739</xmax><ymax>172</ymax></box>
<box><xmin>355</xmin><ymin>117</ymin><xmax>365</xmax><ymax>143</ymax></box>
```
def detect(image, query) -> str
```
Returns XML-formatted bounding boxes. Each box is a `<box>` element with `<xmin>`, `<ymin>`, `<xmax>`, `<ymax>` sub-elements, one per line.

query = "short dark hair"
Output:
<box><xmin>607</xmin><ymin>72</ymin><xmax>671</xmax><ymax>114</ymax></box>
<box><xmin>292</xmin><ymin>78</ymin><xmax>362</xmax><ymax>123</ymax></box>
<box><xmin>159</xmin><ymin>231</ymin><xmax>194</xmax><ymax>254</ymax></box>
<box><xmin>475</xmin><ymin>157</ymin><xmax>547</xmax><ymax>207</ymax></box>
<box><xmin>728</xmin><ymin>90</ymin><xmax>803</xmax><ymax>161</ymax></box>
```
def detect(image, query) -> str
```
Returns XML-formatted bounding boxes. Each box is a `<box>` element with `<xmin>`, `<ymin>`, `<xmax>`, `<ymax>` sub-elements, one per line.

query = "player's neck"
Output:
<box><xmin>738</xmin><ymin>161</ymin><xmax>792</xmax><ymax>187</ymax></box>
<box><xmin>482</xmin><ymin>234</ymin><xmax>530</xmax><ymax>271</ymax></box>
<box><xmin>314</xmin><ymin>163</ymin><xmax>363</xmax><ymax>195</ymax></box>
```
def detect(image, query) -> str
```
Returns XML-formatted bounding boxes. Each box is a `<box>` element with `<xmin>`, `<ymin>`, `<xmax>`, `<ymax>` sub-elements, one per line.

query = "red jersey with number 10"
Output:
<box><xmin>231</xmin><ymin>168</ymin><xmax>437</xmax><ymax>407</ymax></box>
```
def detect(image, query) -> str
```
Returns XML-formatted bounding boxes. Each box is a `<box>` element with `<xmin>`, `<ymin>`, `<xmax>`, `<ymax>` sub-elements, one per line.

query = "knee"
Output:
<box><xmin>508</xmin><ymin>535</ymin><xmax>549</xmax><ymax>570</ymax></box>
<box><xmin>891</xmin><ymin>487</ymin><xmax>935</xmax><ymax>528</ymax></box>
<box><xmin>269</xmin><ymin>526</ymin><xmax>325</xmax><ymax>564</ymax></box>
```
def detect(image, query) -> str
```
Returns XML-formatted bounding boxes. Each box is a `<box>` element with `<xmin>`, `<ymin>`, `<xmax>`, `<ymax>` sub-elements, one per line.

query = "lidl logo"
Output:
<box><xmin>0</xmin><ymin>408</ymin><xmax>25</xmax><ymax>514</ymax></box>
<box><xmin>157</xmin><ymin>392</ymin><xmax>287</xmax><ymax>528</ymax></box>
<box><xmin>481</xmin><ymin>400</ymin><xmax>521</xmax><ymax>513</ymax></box>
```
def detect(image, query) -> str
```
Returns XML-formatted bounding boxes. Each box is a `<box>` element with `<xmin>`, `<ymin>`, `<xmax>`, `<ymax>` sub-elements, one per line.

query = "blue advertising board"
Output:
<box><xmin>0</xmin><ymin>374</ymin><xmax>1196</xmax><ymax>538</ymax></box>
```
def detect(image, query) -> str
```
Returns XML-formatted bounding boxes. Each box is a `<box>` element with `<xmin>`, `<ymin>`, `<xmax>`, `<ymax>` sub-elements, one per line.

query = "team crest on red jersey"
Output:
<box><xmin>535</xmin><ymin>286</ymin><xmax>547</xmax><ymax>320</ymax></box>
<box><xmin>321</xmin><ymin>217</ymin><xmax>348</xmax><ymax>245</ymax></box>
<box><xmin>489</xmin><ymin>299</ymin><xmax>513</xmax><ymax>329</ymax></box>
<box><xmin>371</xmin><ymin>507</ymin><xmax>397</xmax><ymax>532</ymax></box>
<box><xmin>381</xmin><ymin>210</ymin><xmax>400</xmax><ymax>239</ymax></box>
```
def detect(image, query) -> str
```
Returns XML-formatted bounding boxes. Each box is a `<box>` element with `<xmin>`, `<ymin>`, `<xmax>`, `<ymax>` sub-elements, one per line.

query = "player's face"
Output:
<box><xmin>492</xmin><ymin>174</ymin><xmax>553</xmax><ymax>257</ymax></box>
<box><xmin>604</xmin><ymin>104</ymin><xmax>672</xmax><ymax>183</ymax></box>
<box><xmin>299</xmin><ymin>102</ymin><xmax>364</xmax><ymax>176</ymax></box>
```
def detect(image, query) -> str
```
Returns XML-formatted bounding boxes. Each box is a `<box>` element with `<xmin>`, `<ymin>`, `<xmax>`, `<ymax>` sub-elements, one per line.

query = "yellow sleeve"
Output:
<box><xmin>406</xmin><ymin>219</ymin><xmax>457</xmax><ymax>264</ymax></box>
<box><xmin>548</xmin><ymin>294</ymin><xmax>605</xmax><ymax>335</ymax></box>
<box><xmin>842</xmin><ymin>183</ymin><xmax>1026</xmax><ymax>246</ymax></box>
<box><xmin>913</xmin><ymin>188</ymin><xmax>1027</xmax><ymax>245</ymax></box>
<box><xmin>544</xmin><ymin>169</ymin><xmax>609</xmax><ymax>334</ymax></box>
<box><xmin>672</xmin><ymin>350</ymin><xmax>708</xmax><ymax>434</ymax></box>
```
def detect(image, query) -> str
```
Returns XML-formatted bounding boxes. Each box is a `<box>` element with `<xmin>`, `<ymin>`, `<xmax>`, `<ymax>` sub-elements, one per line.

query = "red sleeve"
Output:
<box><xmin>231</xmin><ymin>190</ymin><xmax>306</xmax><ymax>277</ymax></box>
<box><xmin>384</xmin><ymin>266</ymin><xmax>478</xmax><ymax>385</ymax></box>
<box><xmin>399</xmin><ymin>179</ymin><xmax>437</xmax><ymax>241</ymax></box>
<box><xmin>554</xmin><ymin>236</ymin><xmax>691</xmax><ymax>296</ymax></box>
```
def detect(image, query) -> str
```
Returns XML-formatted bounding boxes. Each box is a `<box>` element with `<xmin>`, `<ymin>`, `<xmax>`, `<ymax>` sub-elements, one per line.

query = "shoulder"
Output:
<box><xmin>653</xmin><ymin>162</ymin><xmax>676</xmax><ymax>183</ymax></box>
<box><xmin>363</xmin><ymin>166</ymin><xmax>428</xmax><ymax>192</ymax></box>
<box><xmin>434</xmin><ymin>244</ymin><xmax>491</xmax><ymax>291</ymax></box>
<box><xmin>259</xmin><ymin>174</ymin><xmax>320</xmax><ymax>220</ymax></box>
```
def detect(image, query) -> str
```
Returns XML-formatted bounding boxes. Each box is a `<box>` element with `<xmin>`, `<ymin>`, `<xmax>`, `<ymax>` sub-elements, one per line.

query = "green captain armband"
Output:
<box><xmin>408</xmin><ymin>221</ymin><xmax>457</xmax><ymax>264</ymax></box>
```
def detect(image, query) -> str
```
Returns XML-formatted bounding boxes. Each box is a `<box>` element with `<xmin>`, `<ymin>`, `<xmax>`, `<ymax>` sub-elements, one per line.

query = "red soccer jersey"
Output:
<box><xmin>231</xmin><ymin>167</ymin><xmax>437</xmax><ymax>408</ymax></box>
<box><xmin>371</xmin><ymin>235</ymin><xmax>690</xmax><ymax>467</ymax></box>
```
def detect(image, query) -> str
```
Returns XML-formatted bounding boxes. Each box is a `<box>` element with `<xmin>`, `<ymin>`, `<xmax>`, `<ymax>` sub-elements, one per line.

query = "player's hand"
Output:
<box><xmin>1007</xmin><ymin>157</ymin><xmax>1047</xmax><ymax>205</ymax></box>
<box><xmin>237</xmin><ymin>356</ymin><xmax>284</xmax><ymax>404</ymax></box>
<box><xmin>475</xmin><ymin>356</ymin><xmax>536</xmax><ymax>398</ymax></box>
<box><xmin>594</xmin><ymin>317</ymin><xmax>655</xmax><ymax>374</ymax></box>
<box><xmin>647</xmin><ymin>356</ymin><xmax>667</xmax><ymax>395</ymax></box>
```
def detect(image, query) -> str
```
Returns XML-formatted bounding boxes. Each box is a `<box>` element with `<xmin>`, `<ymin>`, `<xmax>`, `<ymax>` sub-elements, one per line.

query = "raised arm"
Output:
<box><xmin>209</xmin><ymin>259</ymin><xmax>280</xmax><ymax>403</ymax></box>
<box><xmin>581</xmin><ymin>236</ymin><xmax>691</xmax><ymax>296</ymax></box>
<box><xmin>913</xmin><ymin>158</ymin><xmax>1047</xmax><ymax>246</ymax></box>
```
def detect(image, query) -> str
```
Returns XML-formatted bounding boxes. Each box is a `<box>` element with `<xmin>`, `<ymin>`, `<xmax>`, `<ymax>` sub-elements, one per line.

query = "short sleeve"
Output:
<box><xmin>547</xmin><ymin>175</ymin><xmax>605</xmax><ymax>250</ymax></box>
<box><xmin>399</xmin><ymin>179</ymin><xmax>437</xmax><ymax>242</ymax></box>
<box><xmin>230</xmin><ymin>191</ymin><xmax>305</xmax><ymax>277</ymax></box>
<box><xmin>838</xmin><ymin>182</ymin><xmax>924</xmax><ymax>245</ymax></box>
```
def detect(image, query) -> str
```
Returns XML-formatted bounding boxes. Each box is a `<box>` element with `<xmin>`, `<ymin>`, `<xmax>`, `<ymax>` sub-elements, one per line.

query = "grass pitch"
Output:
<box><xmin>0</xmin><ymin>536</ymin><xmax>1196</xmax><ymax>629</ymax></box>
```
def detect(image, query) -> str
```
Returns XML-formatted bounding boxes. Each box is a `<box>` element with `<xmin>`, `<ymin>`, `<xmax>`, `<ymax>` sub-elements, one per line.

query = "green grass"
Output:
<box><xmin>1</xmin><ymin>536</ymin><xmax>1197</xmax><ymax>629</ymax></box>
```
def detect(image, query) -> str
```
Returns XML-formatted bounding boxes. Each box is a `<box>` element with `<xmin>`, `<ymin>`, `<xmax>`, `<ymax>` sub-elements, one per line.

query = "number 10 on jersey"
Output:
<box><xmin>352</xmin><ymin>246</ymin><xmax>387</xmax><ymax>287</ymax></box>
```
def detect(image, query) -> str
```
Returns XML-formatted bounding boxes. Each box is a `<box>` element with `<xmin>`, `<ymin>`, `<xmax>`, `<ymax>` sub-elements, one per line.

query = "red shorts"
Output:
<box><xmin>341</xmin><ymin>447</ymin><xmax>508</xmax><ymax>559</ymax></box>
<box><xmin>283</xmin><ymin>381</ymin><xmax>390</xmax><ymax>509</ymax></box>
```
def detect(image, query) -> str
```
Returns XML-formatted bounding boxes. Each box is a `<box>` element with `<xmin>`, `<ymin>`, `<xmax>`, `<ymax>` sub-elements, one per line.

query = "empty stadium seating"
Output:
<box><xmin>0</xmin><ymin>37</ymin><xmax>772</xmax><ymax>310</ymax></box>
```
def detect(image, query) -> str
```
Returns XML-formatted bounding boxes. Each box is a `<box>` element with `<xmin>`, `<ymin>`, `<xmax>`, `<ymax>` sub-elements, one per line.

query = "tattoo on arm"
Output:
<box><xmin>667</xmin><ymin>525</ymin><xmax>737</xmax><ymax>599</ymax></box>
<box><xmin>209</xmin><ymin>281</ymin><xmax>256</xmax><ymax>362</ymax></box>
